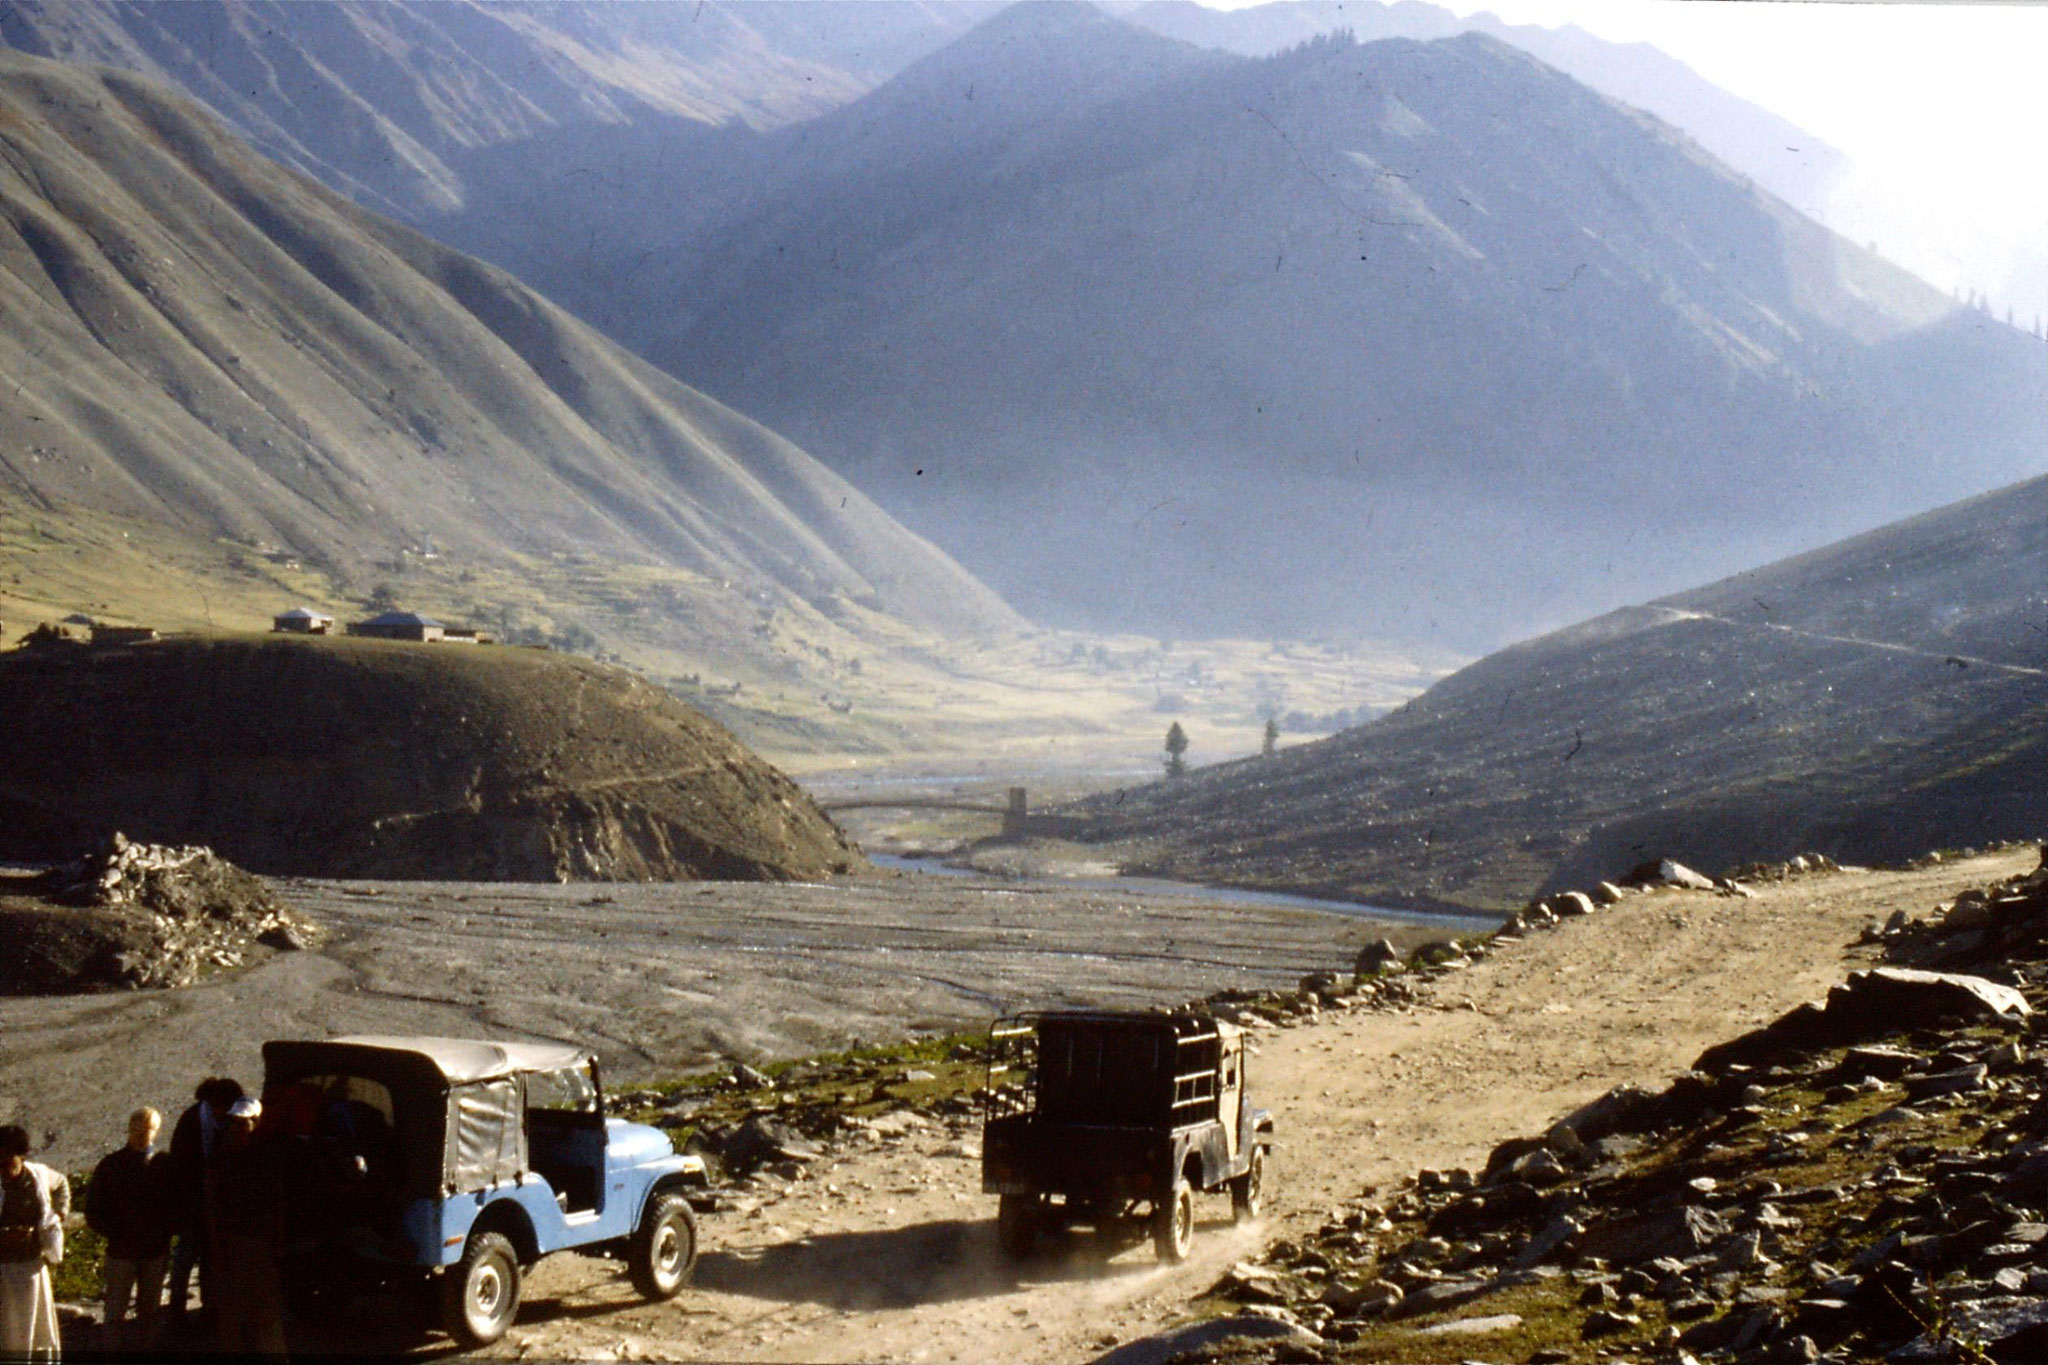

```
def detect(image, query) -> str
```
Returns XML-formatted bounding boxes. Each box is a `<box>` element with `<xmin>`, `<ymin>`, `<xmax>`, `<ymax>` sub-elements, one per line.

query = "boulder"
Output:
<box><xmin>1593</xmin><ymin>882</ymin><xmax>1627</xmax><ymax>905</ymax></box>
<box><xmin>1299</xmin><ymin>969</ymin><xmax>1343</xmax><ymax>995</ymax></box>
<box><xmin>732</xmin><ymin>1062</ymin><xmax>776</xmax><ymax>1091</ymax></box>
<box><xmin>1389</xmin><ymin>1278</ymin><xmax>1495</xmax><ymax>1318</ymax></box>
<box><xmin>1090</xmin><ymin>1314</ymin><xmax>1321</xmax><ymax>1365</ymax></box>
<box><xmin>1324</xmin><ymin>1278</ymin><xmax>1403</xmax><ymax>1318</ymax></box>
<box><xmin>1558</xmin><ymin>1083</ymin><xmax>1660</xmax><ymax>1143</ymax></box>
<box><xmin>1576</xmin><ymin>1205</ymin><xmax>1729</xmax><ymax>1266</ymax></box>
<box><xmin>1551</xmin><ymin>891</ymin><xmax>1597</xmax><ymax>918</ymax></box>
<box><xmin>1695</xmin><ymin>968</ymin><xmax>2030</xmax><ymax>1073</ymax></box>
<box><xmin>1624</xmin><ymin>858</ymin><xmax>1716</xmax><ymax>891</ymax></box>
<box><xmin>1834</xmin><ymin>1045</ymin><xmax>1923</xmax><ymax>1082</ymax></box>
<box><xmin>717</xmin><ymin>1115</ymin><xmax>819</xmax><ymax>1170</ymax></box>
<box><xmin>1413</xmin><ymin>940</ymin><xmax>1465</xmax><ymax>967</ymax></box>
<box><xmin>1353</xmin><ymin>939</ymin><xmax>1402</xmax><ymax>978</ymax></box>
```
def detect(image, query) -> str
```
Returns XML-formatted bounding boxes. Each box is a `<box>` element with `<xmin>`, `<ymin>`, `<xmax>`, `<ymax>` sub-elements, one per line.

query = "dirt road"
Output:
<box><xmin>496</xmin><ymin>849</ymin><xmax>2033</xmax><ymax>1364</ymax></box>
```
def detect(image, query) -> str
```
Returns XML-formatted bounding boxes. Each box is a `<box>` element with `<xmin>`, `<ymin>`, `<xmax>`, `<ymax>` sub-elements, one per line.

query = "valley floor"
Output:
<box><xmin>0</xmin><ymin>849</ymin><xmax>2025</xmax><ymax>1361</ymax></box>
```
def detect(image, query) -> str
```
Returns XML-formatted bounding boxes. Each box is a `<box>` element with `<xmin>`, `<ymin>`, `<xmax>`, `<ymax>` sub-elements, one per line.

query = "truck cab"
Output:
<box><xmin>261</xmin><ymin>1035</ymin><xmax>705</xmax><ymax>1345</ymax></box>
<box><xmin>980</xmin><ymin>1009</ymin><xmax>1273</xmax><ymax>1263</ymax></box>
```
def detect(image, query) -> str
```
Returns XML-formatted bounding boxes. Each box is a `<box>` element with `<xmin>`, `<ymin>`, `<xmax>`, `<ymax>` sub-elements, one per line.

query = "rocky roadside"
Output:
<box><xmin>605</xmin><ymin>969</ymin><xmax>1447</xmax><ymax>1210</ymax></box>
<box><xmin>1164</xmin><ymin>846</ymin><xmax>2048</xmax><ymax>1365</ymax></box>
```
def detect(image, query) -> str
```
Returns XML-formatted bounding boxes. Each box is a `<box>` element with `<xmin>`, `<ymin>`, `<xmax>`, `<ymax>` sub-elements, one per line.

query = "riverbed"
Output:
<box><xmin>0</xmin><ymin>867</ymin><xmax>1451</xmax><ymax>1169</ymax></box>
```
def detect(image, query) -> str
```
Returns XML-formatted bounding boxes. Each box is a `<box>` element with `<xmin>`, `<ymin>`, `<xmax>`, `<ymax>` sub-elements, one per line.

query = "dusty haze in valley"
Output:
<box><xmin>2</xmin><ymin>4</ymin><xmax>2047</xmax><ymax>1363</ymax></box>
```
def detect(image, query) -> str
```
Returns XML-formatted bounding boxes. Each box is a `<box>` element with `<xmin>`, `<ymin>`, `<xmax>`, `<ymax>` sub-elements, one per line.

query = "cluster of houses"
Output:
<box><xmin>5</xmin><ymin>607</ymin><xmax>495</xmax><ymax>651</ymax></box>
<box><xmin>12</xmin><ymin>613</ymin><xmax>160</xmax><ymax>648</ymax></box>
<box><xmin>273</xmin><ymin>607</ymin><xmax>495</xmax><ymax>644</ymax></box>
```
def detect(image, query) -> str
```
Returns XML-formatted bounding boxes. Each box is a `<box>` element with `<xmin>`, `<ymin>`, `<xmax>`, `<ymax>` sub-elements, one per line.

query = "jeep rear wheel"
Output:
<box><xmin>441</xmin><ymin>1231</ymin><xmax>521</xmax><ymax>1347</ymax></box>
<box><xmin>1152</xmin><ymin>1180</ymin><xmax>1194</xmax><ymax>1264</ymax></box>
<box><xmin>996</xmin><ymin>1194</ymin><xmax>1039</xmax><ymax>1259</ymax></box>
<box><xmin>629</xmin><ymin>1192</ymin><xmax>699</xmax><ymax>1300</ymax></box>
<box><xmin>1231</xmin><ymin>1145</ymin><xmax>1267</xmax><ymax>1223</ymax></box>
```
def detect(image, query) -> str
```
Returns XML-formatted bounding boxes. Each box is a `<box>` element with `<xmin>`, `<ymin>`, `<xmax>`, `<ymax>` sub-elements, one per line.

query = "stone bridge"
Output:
<box><xmin>820</xmin><ymin>786</ymin><xmax>1029</xmax><ymax>840</ymax></box>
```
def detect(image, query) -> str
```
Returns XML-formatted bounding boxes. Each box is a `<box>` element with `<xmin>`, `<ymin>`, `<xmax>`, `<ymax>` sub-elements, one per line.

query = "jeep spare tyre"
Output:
<box><xmin>443</xmin><ymin>1230</ymin><xmax>521</xmax><ymax>1346</ymax></box>
<box><xmin>629</xmin><ymin>1192</ymin><xmax>699</xmax><ymax>1299</ymax></box>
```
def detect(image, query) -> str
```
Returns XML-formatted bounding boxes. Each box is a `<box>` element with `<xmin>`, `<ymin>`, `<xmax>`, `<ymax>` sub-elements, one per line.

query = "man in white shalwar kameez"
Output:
<box><xmin>0</xmin><ymin>1123</ymin><xmax>61</xmax><ymax>1361</ymax></box>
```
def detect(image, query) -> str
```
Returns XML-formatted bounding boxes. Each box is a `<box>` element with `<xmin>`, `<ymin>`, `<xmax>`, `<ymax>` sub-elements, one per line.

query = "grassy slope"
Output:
<box><xmin>1076</xmin><ymin>475</ymin><xmax>2048</xmax><ymax>913</ymax></box>
<box><xmin>0</xmin><ymin>632</ymin><xmax>866</xmax><ymax>881</ymax></box>
<box><xmin>0</xmin><ymin>47</ymin><xmax>1452</xmax><ymax>768</ymax></box>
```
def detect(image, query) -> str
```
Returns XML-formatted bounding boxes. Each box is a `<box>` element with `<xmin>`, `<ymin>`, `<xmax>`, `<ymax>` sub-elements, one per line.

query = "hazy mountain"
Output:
<box><xmin>610</xmin><ymin>12</ymin><xmax>2045</xmax><ymax>645</ymax></box>
<box><xmin>0</xmin><ymin>0</ymin><xmax>998</xmax><ymax>216</ymax></box>
<box><xmin>12</xmin><ymin>2</ymin><xmax>2040</xmax><ymax>654</ymax></box>
<box><xmin>1077</xmin><ymin>470</ymin><xmax>2048</xmax><ymax>913</ymax></box>
<box><xmin>0</xmin><ymin>50</ymin><xmax>1016</xmax><ymax>639</ymax></box>
<box><xmin>1122</xmin><ymin>0</ymin><xmax>1852</xmax><ymax>223</ymax></box>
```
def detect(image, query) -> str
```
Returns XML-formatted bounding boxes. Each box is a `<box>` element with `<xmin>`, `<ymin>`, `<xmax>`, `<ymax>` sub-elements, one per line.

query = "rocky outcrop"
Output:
<box><xmin>0</xmin><ymin>834</ymin><xmax>315</xmax><ymax>993</ymax></box>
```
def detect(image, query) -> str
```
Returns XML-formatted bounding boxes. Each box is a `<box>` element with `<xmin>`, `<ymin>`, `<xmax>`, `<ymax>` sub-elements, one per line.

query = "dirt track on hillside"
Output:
<box><xmin>488</xmin><ymin>849</ymin><xmax>2034</xmax><ymax>1364</ymax></box>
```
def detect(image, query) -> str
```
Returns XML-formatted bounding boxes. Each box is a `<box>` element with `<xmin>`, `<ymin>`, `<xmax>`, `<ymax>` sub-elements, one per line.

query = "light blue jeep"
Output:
<box><xmin>261</xmin><ymin>1034</ymin><xmax>706</xmax><ymax>1346</ymax></box>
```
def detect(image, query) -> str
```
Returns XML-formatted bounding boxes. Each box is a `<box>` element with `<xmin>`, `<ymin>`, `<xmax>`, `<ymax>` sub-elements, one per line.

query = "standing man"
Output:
<box><xmin>88</xmin><ymin>1108</ymin><xmax>170</xmax><ymax>1349</ymax></box>
<box><xmin>0</xmin><ymin>1124</ymin><xmax>60</xmax><ymax>1360</ymax></box>
<box><xmin>206</xmin><ymin>1097</ymin><xmax>286</xmax><ymax>1357</ymax></box>
<box><xmin>165</xmin><ymin>1077</ymin><xmax>242</xmax><ymax>1328</ymax></box>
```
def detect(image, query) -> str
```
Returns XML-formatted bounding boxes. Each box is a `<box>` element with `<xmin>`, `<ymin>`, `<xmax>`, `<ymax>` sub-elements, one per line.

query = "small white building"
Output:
<box><xmin>273</xmin><ymin>607</ymin><xmax>336</xmax><ymax>635</ymax></box>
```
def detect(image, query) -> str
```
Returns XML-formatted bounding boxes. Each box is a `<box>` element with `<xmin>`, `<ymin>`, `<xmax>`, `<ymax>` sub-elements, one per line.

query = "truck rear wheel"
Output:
<box><xmin>1231</xmin><ymin>1145</ymin><xmax>1267</xmax><ymax>1223</ymax></box>
<box><xmin>441</xmin><ymin>1230</ymin><xmax>521</xmax><ymax>1347</ymax></box>
<box><xmin>1152</xmin><ymin>1180</ymin><xmax>1194</xmax><ymax>1264</ymax></box>
<box><xmin>996</xmin><ymin>1194</ymin><xmax>1039</xmax><ymax>1259</ymax></box>
<box><xmin>628</xmin><ymin>1192</ymin><xmax>699</xmax><ymax>1300</ymax></box>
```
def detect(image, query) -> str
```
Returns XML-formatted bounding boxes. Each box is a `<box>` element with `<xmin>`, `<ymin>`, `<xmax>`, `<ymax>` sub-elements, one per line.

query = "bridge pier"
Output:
<box><xmin>1001</xmin><ymin>786</ymin><xmax>1028</xmax><ymax>842</ymax></box>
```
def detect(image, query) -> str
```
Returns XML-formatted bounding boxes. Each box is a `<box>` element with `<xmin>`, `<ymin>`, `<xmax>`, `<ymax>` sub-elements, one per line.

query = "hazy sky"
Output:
<box><xmin>1207</xmin><ymin>0</ymin><xmax>2048</xmax><ymax>327</ymax></box>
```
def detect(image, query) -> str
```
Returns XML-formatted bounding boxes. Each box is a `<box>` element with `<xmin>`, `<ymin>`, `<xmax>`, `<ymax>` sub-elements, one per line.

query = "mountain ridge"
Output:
<box><xmin>0</xmin><ymin>48</ymin><xmax>1017</xmax><ymax>643</ymax></box>
<box><xmin>625</xmin><ymin>19</ymin><xmax>2044</xmax><ymax>644</ymax></box>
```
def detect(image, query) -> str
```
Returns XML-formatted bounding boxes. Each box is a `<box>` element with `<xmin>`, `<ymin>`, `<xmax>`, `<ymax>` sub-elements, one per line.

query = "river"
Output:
<box><xmin>866</xmin><ymin>852</ymin><xmax>1483</xmax><ymax>930</ymax></box>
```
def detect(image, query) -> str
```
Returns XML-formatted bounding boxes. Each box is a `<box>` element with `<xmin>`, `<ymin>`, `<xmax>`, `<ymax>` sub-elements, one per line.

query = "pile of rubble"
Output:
<box><xmin>1191</xmin><ymin>848</ymin><xmax>2048</xmax><ymax>1365</ymax></box>
<box><xmin>1</xmin><ymin>833</ymin><xmax>317</xmax><ymax>993</ymax></box>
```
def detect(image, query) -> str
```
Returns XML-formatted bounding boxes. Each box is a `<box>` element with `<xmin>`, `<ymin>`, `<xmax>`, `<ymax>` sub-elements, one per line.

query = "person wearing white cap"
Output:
<box><xmin>205</xmin><ymin>1096</ymin><xmax>286</xmax><ymax>1356</ymax></box>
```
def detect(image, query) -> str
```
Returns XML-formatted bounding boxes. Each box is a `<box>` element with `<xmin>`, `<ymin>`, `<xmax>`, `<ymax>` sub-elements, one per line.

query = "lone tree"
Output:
<box><xmin>1262</xmin><ymin>717</ymin><xmax>1280</xmax><ymax>757</ymax></box>
<box><xmin>1164</xmin><ymin>721</ymin><xmax>1189</xmax><ymax>778</ymax></box>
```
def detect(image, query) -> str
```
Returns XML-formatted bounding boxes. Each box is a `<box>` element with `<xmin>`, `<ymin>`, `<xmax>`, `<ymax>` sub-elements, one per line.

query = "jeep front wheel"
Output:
<box><xmin>1152</xmin><ymin>1180</ymin><xmax>1194</xmax><ymax>1264</ymax></box>
<box><xmin>442</xmin><ymin>1230</ymin><xmax>521</xmax><ymax>1347</ymax></box>
<box><xmin>996</xmin><ymin>1194</ymin><xmax>1039</xmax><ymax>1259</ymax></box>
<box><xmin>628</xmin><ymin>1192</ymin><xmax>699</xmax><ymax>1300</ymax></box>
<box><xmin>1231</xmin><ymin>1145</ymin><xmax>1267</xmax><ymax>1223</ymax></box>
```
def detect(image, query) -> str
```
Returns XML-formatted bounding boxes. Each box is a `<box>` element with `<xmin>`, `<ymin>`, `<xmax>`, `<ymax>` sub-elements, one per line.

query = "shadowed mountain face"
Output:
<box><xmin>1078</xmin><ymin>474</ymin><xmax>2048</xmax><ymax>913</ymax></box>
<box><xmin>0</xmin><ymin>635</ymin><xmax>867</xmax><ymax>881</ymax></box>
<box><xmin>619</xmin><ymin>14</ymin><xmax>2045</xmax><ymax>646</ymax></box>
<box><xmin>0</xmin><ymin>50</ymin><xmax>1017</xmax><ymax>640</ymax></box>
<box><xmin>0</xmin><ymin>0</ymin><xmax>999</xmax><ymax>216</ymax></box>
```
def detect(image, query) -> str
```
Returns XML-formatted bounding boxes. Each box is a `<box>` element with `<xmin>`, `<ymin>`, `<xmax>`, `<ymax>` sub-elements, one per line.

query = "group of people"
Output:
<box><xmin>0</xmin><ymin>1076</ymin><xmax>288</xmax><ymax>1360</ymax></box>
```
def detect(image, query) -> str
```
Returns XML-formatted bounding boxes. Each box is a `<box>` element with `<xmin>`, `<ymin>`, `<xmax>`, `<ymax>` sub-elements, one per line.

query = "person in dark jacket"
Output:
<box><xmin>206</xmin><ymin>1097</ymin><xmax>286</xmax><ymax>1356</ymax></box>
<box><xmin>164</xmin><ymin>1077</ymin><xmax>243</xmax><ymax>1325</ymax></box>
<box><xmin>87</xmin><ymin>1108</ymin><xmax>171</xmax><ymax>1349</ymax></box>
